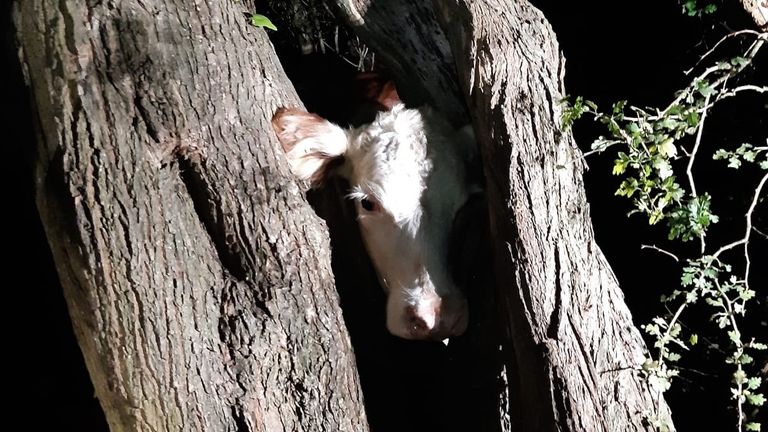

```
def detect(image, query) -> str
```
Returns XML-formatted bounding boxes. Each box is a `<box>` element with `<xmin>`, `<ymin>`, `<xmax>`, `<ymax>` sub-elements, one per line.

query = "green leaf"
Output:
<box><xmin>705</xmin><ymin>297</ymin><xmax>723</xmax><ymax>307</ymax></box>
<box><xmin>696</xmin><ymin>79</ymin><xmax>714</xmax><ymax>97</ymax></box>
<box><xmin>728</xmin><ymin>330</ymin><xmax>741</xmax><ymax>345</ymax></box>
<box><xmin>659</xmin><ymin>118</ymin><xmax>677</xmax><ymax>131</ymax></box>
<box><xmin>739</xmin><ymin>289</ymin><xmax>756</xmax><ymax>301</ymax></box>
<box><xmin>250</xmin><ymin>14</ymin><xmax>277</xmax><ymax>31</ymax></box>
<box><xmin>736</xmin><ymin>143</ymin><xmax>753</xmax><ymax>154</ymax></box>
<box><xmin>746</xmin><ymin>393</ymin><xmax>766</xmax><ymax>406</ymax></box>
<box><xmin>613</xmin><ymin>159</ymin><xmax>629</xmax><ymax>175</ymax></box>
<box><xmin>616</xmin><ymin>178</ymin><xmax>639</xmax><ymax>197</ymax></box>
<box><xmin>746</xmin><ymin>422</ymin><xmax>761</xmax><ymax>431</ymax></box>
<box><xmin>561</xmin><ymin>96</ymin><xmax>596</xmax><ymax>129</ymax></box>
<box><xmin>667</xmin><ymin>194</ymin><xmax>718</xmax><ymax>241</ymax></box>
<box><xmin>684</xmin><ymin>290</ymin><xmax>698</xmax><ymax>303</ymax></box>
<box><xmin>612</xmin><ymin>100</ymin><xmax>627</xmax><ymax>115</ymax></box>
<box><xmin>716</xmin><ymin>61</ymin><xmax>732</xmax><ymax>71</ymax></box>
<box><xmin>733</xmin><ymin>369</ymin><xmax>747</xmax><ymax>385</ymax></box>
<box><xmin>689</xmin><ymin>334</ymin><xmax>698</xmax><ymax>346</ymax></box>
<box><xmin>654</xmin><ymin>159</ymin><xmax>674</xmax><ymax>180</ymax></box>
<box><xmin>642</xmin><ymin>358</ymin><xmax>658</xmax><ymax>371</ymax></box>
<box><xmin>659</xmin><ymin>138</ymin><xmax>677</xmax><ymax>157</ymax></box>
<box><xmin>747</xmin><ymin>377</ymin><xmax>762</xmax><ymax>390</ymax></box>
<box><xmin>683</xmin><ymin>0</ymin><xmax>697</xmax><ymax>15</ymax></box>
<box><xmin>649</xmin><ymin>210</ymin><xmax>664</xmax><ymax>225</ymax></box>
<box><xmin>592</xmin><ymin>136</ymin><xmax>613</xmax><ymax>152</ymax></box>
<box><xmin>684</xmin><ymin>111</ymin><xmax>700</xmax><ymax>128</ymax></box>
<box><xmin>730</xmin><ymin>56</ymin><xmax>748</xmax><ymax>67</ymax></box>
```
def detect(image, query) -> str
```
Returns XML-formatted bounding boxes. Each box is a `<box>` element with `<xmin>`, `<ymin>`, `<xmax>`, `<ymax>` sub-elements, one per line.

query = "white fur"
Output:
<box><xmin>345</xmin><ymin>104</ymin><xmax>473</xmax><ymax>340</ymax></box>
<box><xmin>286</xmin><ymin>124</ymin><xmax>348</xmax><ymax>180</ymax></box>
<box><xmin>275</xmin><ymin>109</ymin><xmax>349</xmax><ymax>181</ymax></box>
<box><xmin>277</xmin><ymin>103</ymin><xmax>475</xmax><ymax>340</ymax></box>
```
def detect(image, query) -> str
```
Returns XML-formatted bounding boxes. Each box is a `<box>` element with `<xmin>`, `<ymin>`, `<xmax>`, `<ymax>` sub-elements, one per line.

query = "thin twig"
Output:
<box><xmin>654</xmin><ymin>301</ymin><xmax>689</xmax><ymax>420</ymax></box>
<box><xmin>753</xmin><ymin>226</ymin><xmax>768</xmax><ymax>240</ymax></box>
<box><xmin>697</xmin><ymin>85</ymin><xmax>768</xmax><ymax>112</ymax></box>
<box><xmin>688</xmin><ymin>91</ymin><xmax>710</xmax><ymax>200</ymax></box>
<box><xmin>556</xmin><ymin>140</ymin><xmax>622</xmax><ymax>169</ymax></box>
<box><xmin>714</xmin><ymin>279</ymin><xmax>747</xmax><ymax>431</ymax></box>
<box><xmin>664</xmin><ymin>33</ymin><xmax>765</xmax><ymax>119</ymax></box>
<box><xmin>685</xmin><ymin>30</ymin><xmax>765</xmax><ymax>75</ymax></box>
<box><xmin>713</xmin><ymin>173</ymin><xmax>768</xmax><ymax>264</ymax></box>
<box><xmin>660</xmin><ymin>65</ymin><xmax>721</xmax><ymax>117</ymax></box>
<box><xmin>641</xmin><ymin>244</ymin><xmax>681</xmax><ymax>262</ymax></box>
<box><xmin>689</xmin><ymin>91</ymin><xmax>711</xmax><ymax>254</ymax></box>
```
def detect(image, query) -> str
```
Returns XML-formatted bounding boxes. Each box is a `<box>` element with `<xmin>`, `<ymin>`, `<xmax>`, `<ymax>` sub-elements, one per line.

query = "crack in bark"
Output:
<box><xmin>174</xmin><ymin>156</ymin><xmax>272</xmax><ymax>319</ymax></box>
<box><xmin>547</xmin><ymin>242</ymin><xmax>563</xmax><ymax>340</ymax></box>
<box><xmin>230</xmin><ymin>405</ymin><xmax>250</xmax><ymax>432</ymax></box>
<box><xmin>567</xmin><ymin>315</ymin><xmax>602</xmax><ymax>411</ymax></box>
<box><xmin>133</xmin><ymin>95</ymin><xmax>161</xmax><ymax>144</ymax></box>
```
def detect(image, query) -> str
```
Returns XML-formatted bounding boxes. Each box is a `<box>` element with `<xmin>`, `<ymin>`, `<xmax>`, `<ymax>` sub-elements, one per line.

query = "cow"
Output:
<box><xmin>272</xmin><ymin>97</ymin><xmax>481</xmax><ymax>341</ymax></box>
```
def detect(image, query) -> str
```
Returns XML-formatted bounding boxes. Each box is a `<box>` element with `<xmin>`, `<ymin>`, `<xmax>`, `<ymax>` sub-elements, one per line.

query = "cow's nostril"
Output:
<box><xmin>409</xmin><ymin>315</ymin><xmax>429</xmax><ymax>335</ymax></box>
<box><xmin>405</xmin><ymin>305</ymin><xmax>436</xmax><ymax>338</ymax></box>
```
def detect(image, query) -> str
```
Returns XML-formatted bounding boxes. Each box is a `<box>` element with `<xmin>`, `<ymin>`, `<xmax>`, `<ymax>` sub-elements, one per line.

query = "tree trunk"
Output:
<box><xmin>332</xmin><ymin>1</ymin><xmax>466</xmax><ymax>125</ymax></box>
<box><xmin>739</xmin><ymin>0</ymin><xmax>767</xmax><ymax>29</ymax></box>
<box><xmin>14</xmin><ymin>1</ymin><xmax>367</xmax><ymax>431</ymax></box>
<box><xmin>16</xmin><ymin>0</ymin><xmax>682</xmax><ymax>429</ymax></box>
<box><xmin>332</xmin><ymin>0</ymin><xmax>676</xmax><ymax>431</ymax></box>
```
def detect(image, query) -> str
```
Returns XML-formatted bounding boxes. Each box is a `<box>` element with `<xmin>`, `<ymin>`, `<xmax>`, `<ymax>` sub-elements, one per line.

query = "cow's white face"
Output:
<box><xmin>273</xmin><ymin>104</ymin><xmax>477</xmax><ymax>340</ymax></box>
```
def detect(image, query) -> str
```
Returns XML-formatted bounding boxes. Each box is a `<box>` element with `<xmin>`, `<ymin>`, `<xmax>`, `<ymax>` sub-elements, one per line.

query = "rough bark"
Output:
<box><xmin>14</xmin><ymin>1</ymin><xmax>367</xmax><ymax>431</ymax></box>
<box><xmin>740</xmin><ymin>0</ymin><xmax>768</xmax><ymax>29</ymax></box>
<box><xmin>435</xmin><ymin>2</ymin><xmax>675</xmax><ymax>431</ymax></box>
<box><xmin>333</xmin><ymin>1</ymin><xmax>466</xmax><ymax>124</ymax></box>
<box><xmin>330</xmin><ymin>0</ymin><xmax>675</xmax><ymax>431</ymax></box>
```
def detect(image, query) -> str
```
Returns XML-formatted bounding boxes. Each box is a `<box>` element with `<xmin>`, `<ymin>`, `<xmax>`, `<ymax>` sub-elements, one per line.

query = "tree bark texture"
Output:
<box><xmin>333</xmin><ymin>0</ymin><xmax>467</xmax><ymax>125</ymax></box>
<box><xmin>14</xmin><ymin>1</ymin><xmax>367</xmax><ymax>431</ymax></box>
<box><xmin>332</xmin><ymin>0</ymin><xmax>676</xmax><ymax>430</ymax></box>
<box><xmin>740</xmin><ymin>0</ymin><xmax>768</xmax><ymax>29</ymax></box>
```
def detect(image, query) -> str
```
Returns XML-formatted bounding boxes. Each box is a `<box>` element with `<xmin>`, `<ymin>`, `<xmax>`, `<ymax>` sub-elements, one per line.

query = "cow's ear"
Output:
<box><xmin>357</xmin><ymin>72</ymin><xmax>401</xmax><ymax>111</ymax></box>
<box><xmin>272</xmin><ymin>108</ymin><xmax>349</xmax><ymax>187</ymax></box>
<box><xmin>375</xmin><ymin>80</ymin><xmax>401</xmax><ymax>111</ymax></box>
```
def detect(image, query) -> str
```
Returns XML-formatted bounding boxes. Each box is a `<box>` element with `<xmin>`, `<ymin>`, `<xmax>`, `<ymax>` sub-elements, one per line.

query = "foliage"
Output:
<box><xmin>681</xmin><ymin>0</ymin><xmax>718</xmax><ymax>17</ymax></box>
<box><xmin>561</xmin><ymin>29</ymin><xmax>767</xmax><ymax>432</ymax></box>
<box><xmin>250</xmin><ymin>14</ymin><xmax>277</xmax><ymax>31</ymax></box>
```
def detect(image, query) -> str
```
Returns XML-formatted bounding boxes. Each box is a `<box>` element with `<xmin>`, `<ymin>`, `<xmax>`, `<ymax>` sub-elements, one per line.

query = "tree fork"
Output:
<box><xmin>331</xmin><ymin>0</ymin><xmax>676</xmax><ymax>430</ymax></box>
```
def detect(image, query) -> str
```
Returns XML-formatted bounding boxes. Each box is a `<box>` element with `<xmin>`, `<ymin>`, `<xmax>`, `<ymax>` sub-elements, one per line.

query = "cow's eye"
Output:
<box><xmin>360</xmin><ymin>198</ymin><xmax>379</xmax><ymax>212</ymax></box>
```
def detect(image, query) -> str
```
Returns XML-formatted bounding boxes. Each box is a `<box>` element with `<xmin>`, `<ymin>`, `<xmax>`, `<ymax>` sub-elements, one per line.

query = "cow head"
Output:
<box><xmin>272</xmin><ymin>102</ymin><xmax>479</xmax><ymax>341</ymax></box>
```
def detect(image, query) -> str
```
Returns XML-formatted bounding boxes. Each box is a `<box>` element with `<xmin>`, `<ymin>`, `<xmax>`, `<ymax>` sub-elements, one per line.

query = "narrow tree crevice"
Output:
<box><xmin>262</xmin><ymin>11</ymin><xmax>507</xmax><ymax>428</ymax></box>
<box><xmin>231</xmin><ymin>405</ymin><xmax>251</xmax><ymax>432</ymax></box>
<box><xmin>176</xmin><ymin>157</ymin><xmax>251</xmax><ymax>283</ymax></box>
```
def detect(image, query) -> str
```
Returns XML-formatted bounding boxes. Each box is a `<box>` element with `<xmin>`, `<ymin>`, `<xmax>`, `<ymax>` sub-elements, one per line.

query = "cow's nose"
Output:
<box><xmin>405</xmin><ymin>305</ymin><xmax>438</xmax><ymax>339</ymax></box>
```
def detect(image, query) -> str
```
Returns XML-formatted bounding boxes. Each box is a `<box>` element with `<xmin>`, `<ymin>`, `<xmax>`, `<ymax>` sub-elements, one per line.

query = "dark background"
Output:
<box><xmin>4</xmin><ymin>0</ymin><xmax>765</xmax><ymax>430</ymax></box>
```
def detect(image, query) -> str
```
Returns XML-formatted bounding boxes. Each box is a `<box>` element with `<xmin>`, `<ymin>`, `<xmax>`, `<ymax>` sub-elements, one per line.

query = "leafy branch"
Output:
<box><xmin>562</xmin><ymin>30</ymin><xmax>768</xmax><ymax>431</ymax></box>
